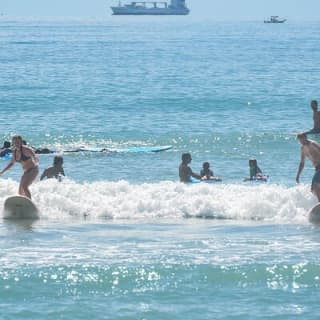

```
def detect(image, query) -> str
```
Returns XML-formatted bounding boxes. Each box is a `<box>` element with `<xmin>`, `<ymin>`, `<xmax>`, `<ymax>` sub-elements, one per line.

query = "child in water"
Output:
<box><xmin>244</xmin><ymin>159</ymin><xmax>268</xmax><ymax>182</ymax></box>
<box><xmin>200</xmin><ymin>162</ymin><xmax>222</xmax><ymax>181</ymax></box>
<box><xmin>40</xmin><ymin>156</ymin><xmax>65</xmax><ymax>181</ymax></box>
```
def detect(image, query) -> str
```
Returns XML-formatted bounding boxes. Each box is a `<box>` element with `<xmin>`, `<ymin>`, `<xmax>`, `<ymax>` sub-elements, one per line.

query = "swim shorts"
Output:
<box><xmin>312</xmin><ymin>169</ymin><xmax>320</xmax><ymax>186</ymax></box>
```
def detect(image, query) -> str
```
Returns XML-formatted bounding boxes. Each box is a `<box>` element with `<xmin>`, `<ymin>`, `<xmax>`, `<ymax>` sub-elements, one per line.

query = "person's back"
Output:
<box><xmin>311</xmin><ymin>100</ymin><xmax>320</xmax><ymax>131</ymax></box>
<box><xmin>40</xmin><ymin>156</ymin><xmax>65</xmax><ymax>181</ymax></box>
<box><xmin>249</xmin><ymin>159</ymin><xmax>262</xmax><ymax>179</ymax></box>
<box><xmin>244</xmin><ymin>159</ymin><xmax>268</xmax><ymax>182</ymax></box>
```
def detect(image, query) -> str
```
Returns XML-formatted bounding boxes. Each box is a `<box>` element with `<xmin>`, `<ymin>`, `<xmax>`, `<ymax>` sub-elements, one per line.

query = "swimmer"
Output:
<box><xmin>179</xmin><ymin>153</ymin><xmax>201</xmax><ymax>183</ymax></box>
<box><xmin>200</xmin><ymin>162</ymin><xmax>222</xmax><ymax>181</ymax></box>
<box><xmin>40</xmin><ymin>156</ymin><xmax>65</xmax><ymax>181</ymax></box>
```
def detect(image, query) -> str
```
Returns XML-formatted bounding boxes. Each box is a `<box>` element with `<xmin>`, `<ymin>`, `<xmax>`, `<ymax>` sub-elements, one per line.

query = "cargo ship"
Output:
<box><xmin>111</xmin><ymin>0</ymin><xmax>190</xmax><ymax>15</ymax></box>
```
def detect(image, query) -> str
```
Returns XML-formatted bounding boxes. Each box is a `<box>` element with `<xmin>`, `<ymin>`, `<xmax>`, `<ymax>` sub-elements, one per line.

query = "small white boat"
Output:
<box><xmin>264</xmin><ymin>16</ymin><xmax>286</xmax><ymax>23</ymax></box>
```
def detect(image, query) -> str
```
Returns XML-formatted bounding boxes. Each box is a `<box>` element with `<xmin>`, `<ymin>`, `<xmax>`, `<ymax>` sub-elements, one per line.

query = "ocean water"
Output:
<box><xmin>1</xmin><ymin>17</ymin><xmax>320</xmax><ymax>319</ymax></box>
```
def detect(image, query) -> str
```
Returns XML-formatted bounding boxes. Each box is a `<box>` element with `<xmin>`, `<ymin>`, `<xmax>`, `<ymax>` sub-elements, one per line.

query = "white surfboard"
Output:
<box><xmin>308</xmin><ymin>203</ymin><xmax>320</xmax><ymax>224</ymax></box>
<box><xmin>3</xmin><ymin>196</ymin><xmax>39</xmax><ymax>219</ymax></box>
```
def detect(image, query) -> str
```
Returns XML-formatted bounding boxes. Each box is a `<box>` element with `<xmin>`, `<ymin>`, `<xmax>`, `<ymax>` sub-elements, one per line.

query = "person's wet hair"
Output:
<box><xmin>203</xmin><ymin>162</ymin><xmax>210</xmax><ymax>168</ymax></box>
<box><xmin>53</xmin><ymin>156</ymin><xmax>63</xmax><ymax>166</ymax></box>
<box><xmin>297</xmin><ymin>133</ymin><xmax>307</xmax><ymax>140</ymax></box>
<box><xmin>12</xmin><ymin>135</ymin><xmax>23</xmax><ymax>144</ymax></box>
<box><xmin>3</xmin><ymin>141</ymin><xmax>10</xmax><ymax>148</ymax></box>
<box><xmin>182</xmin><ymin>153</ymin><xmax>191</xmax><ymax>162</ymax></box>
<box><xmin>311</xmin><ymin>100</ymin><xmax>318</xmax><ymax>108</ymax></box>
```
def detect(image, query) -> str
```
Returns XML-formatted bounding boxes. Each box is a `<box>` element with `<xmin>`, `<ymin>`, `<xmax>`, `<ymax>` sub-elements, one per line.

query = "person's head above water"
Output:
<box><xmin>2</xmin><ymin>141</ymin><xmax>10</xmax><ymax>149</ymax></box>
<box><xmin>181</xmin><ymin>153</ymin><xmax>192</xmax><ymax>164</ymax></box>
<box><xmin>203</xmin><ymin>162</ymin><xmax>210</xmax><ymax>169</ymax></box>
<box><xmin>53</xmin><ymin>156</ymin><xmax>63</xmax><ymax>166</ymax></box>
<box><xmin>311</xmin><ymin>100</ymin><xmax>318</xmax><ymax>111</ymax></box>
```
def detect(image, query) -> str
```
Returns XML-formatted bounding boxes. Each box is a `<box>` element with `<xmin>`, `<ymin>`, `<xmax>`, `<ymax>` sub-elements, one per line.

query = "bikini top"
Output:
<box><xmin>15</xmin><ymin>148</ymin><xmax>31</xmax><ymax>162</ymax></box>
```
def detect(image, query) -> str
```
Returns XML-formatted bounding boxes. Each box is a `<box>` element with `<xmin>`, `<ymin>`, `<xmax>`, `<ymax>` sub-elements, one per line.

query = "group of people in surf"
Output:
<box><xmin>0</xmin><ymin>135</ymin><xmax>64</xmax><ymax>199</ymax></box>
<box><xmin>179</xmin><ymin>153</ymin><xmax>266</xmax><ymax>184</ymax></box>
<box><xmin>179</xmin><ymin>99</ymin><xmax>320</xmax><ymax>203</ymax></box>
<box><xmin>2</xmin><ymin>100</ymin><xmax>320</xmax><ymax>201</ymax></box>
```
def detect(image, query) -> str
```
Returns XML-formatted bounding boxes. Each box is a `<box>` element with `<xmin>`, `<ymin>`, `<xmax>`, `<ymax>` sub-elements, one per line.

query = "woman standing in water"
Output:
<box><xmin>0</xmin><ymin>135</ymin><xmax>39</xmax><ymax>199</ymax></box>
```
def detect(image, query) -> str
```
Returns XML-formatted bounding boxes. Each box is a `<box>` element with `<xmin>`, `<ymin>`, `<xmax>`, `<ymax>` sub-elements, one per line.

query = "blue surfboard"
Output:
<box><xmin>78</xmin><ymin>145</ymin><xmax>172</xmax><ymax>153</ymax></box>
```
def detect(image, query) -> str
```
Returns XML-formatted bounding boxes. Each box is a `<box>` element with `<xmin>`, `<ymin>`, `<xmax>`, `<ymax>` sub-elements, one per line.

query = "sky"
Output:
<box><xmin>1</xmin><ymin>0</ymin><xmax>319</xmax><ymax>20</ymax></box>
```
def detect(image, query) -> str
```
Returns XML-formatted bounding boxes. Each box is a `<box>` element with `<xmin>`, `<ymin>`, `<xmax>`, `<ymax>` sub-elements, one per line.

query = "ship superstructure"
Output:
<box><xmin>111</xmin><ymin>0</ymin><xmax>190</xmax><ymax>15</ymax></box>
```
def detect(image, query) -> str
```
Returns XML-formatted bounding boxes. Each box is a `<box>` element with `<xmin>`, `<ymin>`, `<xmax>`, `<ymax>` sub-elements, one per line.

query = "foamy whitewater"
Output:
<box><xmin>1</xmin><ymin>18</ymin><xmax>320</xmax><ymax>319</ymax></box>
<box><xmin>0</xmin><ymin>178</ymin><xmax>315</xmax><ymax>222</ymax></box>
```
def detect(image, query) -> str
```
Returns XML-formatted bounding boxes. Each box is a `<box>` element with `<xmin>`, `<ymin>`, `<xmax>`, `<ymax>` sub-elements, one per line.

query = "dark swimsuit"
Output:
<box><xmin>312</xmin><ymin>165</ymin><xmax>320</xmax><ymax>186</ymax></box>
<box><xmin>15</xmin><ymin>147</ymin><xmax>31</xmax><ymax>162</ymax></box>
<box><xmin>15</xmin><ymin>148</ymin><xmax>37</xmax><ymax>174</ymax></box>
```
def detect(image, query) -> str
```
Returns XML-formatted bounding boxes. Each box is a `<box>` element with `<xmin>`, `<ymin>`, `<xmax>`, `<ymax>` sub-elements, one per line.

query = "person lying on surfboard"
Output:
<box><xmin>179</xmin><ymin>153</ymin><xmax>201</xmax><ymax>183</ymax></box>
<box><xmin>40</xmin><ymin>156</ymin><xmax>65</xmax><ymax>181</ymax></box>
<box><xmin>0</xmin><ymin>135</ymin><xmax>39</xmax><ymax>199</ymax></box>
<box><xmin>296</xmin><ymin>133</ymin><xmax>320</xmax><ymax>202</ymax></box>
<box><xmin>200</xmin><ymin>162</ymin><xmax>222</xmax><ymax>181</ymax></box>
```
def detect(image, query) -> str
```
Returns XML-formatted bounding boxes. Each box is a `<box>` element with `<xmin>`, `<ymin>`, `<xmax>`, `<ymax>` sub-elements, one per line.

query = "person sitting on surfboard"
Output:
<box><xmin>179</xmin><ymin>153</ymin><xmax>201</xmax><ymax>183</ymax></box>
<box><xmin>244</xmin><ymin>159</ymin><xmax>267</xmax><ymax>182</ymax></box>
<box><xmin>0</xmin><ymin>141</ymin><xmax>12</xmax><ymax>157</ymax></box>
<box><xmin>0</xmin><ymin>135</ymin><xmax>39</xmax><ymax>199</ymax></box>
<box><xmin>40</xmin><ymin>156</ymin><xmax>65</xmax><ymax>181</ymax></box>
<box><xmin>296</xmin><ymin>133</ymin><xmax>320</xmax><ymax>201</ymax></box>
<box><xmin>200</xmin><ymin>162</ymin><xmax>222</xmax><ymax>181</ymax></box>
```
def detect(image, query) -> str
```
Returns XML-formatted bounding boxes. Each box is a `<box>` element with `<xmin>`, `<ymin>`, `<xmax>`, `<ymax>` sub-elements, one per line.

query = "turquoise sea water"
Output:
<box><xmin>1</xmin><ymin>17</ymin><xmax>320</xmax><ymax>319</ymax></box>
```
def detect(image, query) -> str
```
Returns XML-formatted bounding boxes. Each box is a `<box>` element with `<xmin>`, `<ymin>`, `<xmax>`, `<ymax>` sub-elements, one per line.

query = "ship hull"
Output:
<box><xmin>111</xmin><ymin>7</ymin><xmax>190</xmax><ymax>15</ymax></box>
<box><xmin>264</xmin><ymin>20</ymin><xmax>286</xmax><ymax>23</ymax></box>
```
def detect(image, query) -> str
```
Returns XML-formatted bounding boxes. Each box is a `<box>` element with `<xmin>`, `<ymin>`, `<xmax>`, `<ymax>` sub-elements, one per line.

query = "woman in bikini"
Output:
<box><xmin>0</xmin><ymin>135</ymin><xmax>39</xmax><ymax>199</ymax></box>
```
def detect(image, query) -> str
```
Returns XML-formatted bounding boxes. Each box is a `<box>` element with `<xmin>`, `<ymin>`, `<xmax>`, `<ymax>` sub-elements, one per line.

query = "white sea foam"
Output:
<box><xmin>0</xmin><ymin>178</ymin><xmax>315</xmax><ymax>223</ymax></box>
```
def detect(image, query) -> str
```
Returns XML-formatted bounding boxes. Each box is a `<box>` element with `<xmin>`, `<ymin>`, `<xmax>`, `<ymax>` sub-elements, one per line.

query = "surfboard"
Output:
<box><xmin>116</xmin><ymin>145</ymin><xmax>173</xmax><ymax>153</ymax></box>
<box><xmin>78</xmin><ymin>145</ymin><xmax>172</xmax><ymax>153</ymax></box>
<box><xmin>308</xmin><ymin>203</ymin><xmax>320</xmax><ymax>224</ymax></box>
<box><xmin>190</xmin><ymin>177</ymin><xmax>222</xmax><ymax>184</ymax></box>
<box><xmin>3</xmin><ymin>196</ymin><xmax>39</xmax><ymax>219</ymax></box>
<box><xmin>243</xmin><ymin>175</ymin><xmax>268</xmax><ymax>182</ymax></box>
